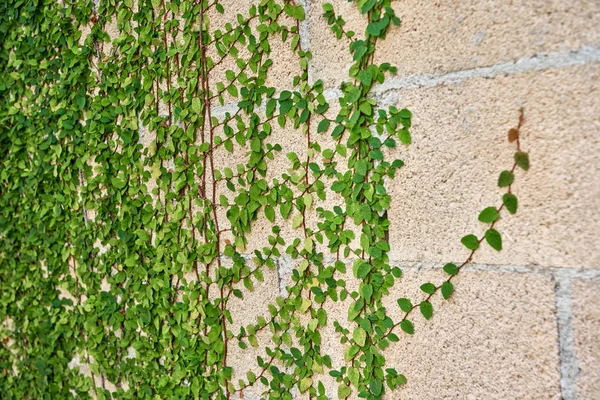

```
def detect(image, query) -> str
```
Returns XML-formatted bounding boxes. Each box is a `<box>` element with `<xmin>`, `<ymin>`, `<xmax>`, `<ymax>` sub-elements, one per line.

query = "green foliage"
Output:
<box><xmin>0</xmin><ymin>0</ymin><xmax>530</xmax><ymax>399</ymax></box>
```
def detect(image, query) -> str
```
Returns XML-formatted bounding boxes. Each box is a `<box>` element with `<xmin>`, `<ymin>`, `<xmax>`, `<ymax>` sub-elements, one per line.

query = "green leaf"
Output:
<box><xmin>299</xmin><ymin>377</ymin><xmax>312</xmax><ymax>393</ymax></box>
<box><xmin>346</xmin><ymin>87</ymin><xmax>361</xmax><ymax>103</ymax></box>
<box><xmin>478</xmin><ymin>207</ymin><xmax>499</xmax><ymax>223</ymax></box>
<box><xmin>441</xmin><ymin>281</ymin><xmax>454</xmax><ymax>300</ymax></box>
<box><xmin>265</xmin><ymin>206</ymin><xmax>275</xmax><ymax>222</ymax></box>
<box><xmin>399</xmin><ymin>108</ymin><xmax>412</xmax><ymax>119</ymax></box>
<box><xmin>369</xmin><ymin>379</ymin><xmax>382</xmax><ymax>396</ymax></box>
<box><xmin>251</xmin><ymin>138</ymin><xmax>260</xmax><ymax>152</ymax></box>
<box><xmin>292</xmin><ymin>213</ymin><xmax>304</xmax><ymax>229</ymax></box>
<box><xmin>359</xmin><ymin>101</ymin><xmax>372</xmax><ymax>115</ymax></box>
<box><xmin>331</xmin><ymin>181</ymin><xmax>346</xmax><ymax>192</ymax></box>
<box><xmin>356</xmin><ymin>262</ymin><xmax>371</xmax><ymax>279</ymax></box>
<box><xmin>419</xmin><ymin>301</ymin><xmax>433</xmax><ymax>320</ymax></box>
<box><xmin>461</xmin><ymin>234</ymin><xmax>480</xmax><ymax>250</ymax></box>
<box><xmin>443</xmin><ymin>263</ymin><xmax>458</xmax><ymax>275</ymax></box>
<box><xmin>420</xmin><ymin>283</ymin><xmax>436</xmax><ymax>294</ymax></box>
<box><xmin>75</xmin><ymin>95</ymin><xmax>86</xmax><ymax>110</ymax></box>
<box><xmin>502</xmin><ymin>193</ymin><xmax>518</xmax><ymax>214</ymax></box>
<box><xmin>338</xmin><ymin>384</ymin><xmax>351</xmax><ymax>399</ymax></box>
<box><xmin>359</xmin><ymin>283</ymin><xmax>373</xmax><ymax>301</ymax></box>
<box><xmin>514</xmin><ymin>151</ymin><xmax>530</xmax><ymax>171</ymax></box>
<box><xmin>317</xmin><ymin>119</ymin><xmax>330</xmax><ymax>133</ymax></box>
<box><xmin>398</xmin><ymin>129</ymin><xmax>411</xmax><ymax>145</ymax></box>
<box><xmin>367</xmin><ymin>23</ymin><xmax>381</xmax><ymax>36</ymax></box>
<box><xmin>397</xmin><ymin>298</ymin><xmax>412</xmax><ymax>313</ymax></box>
<box><xmin>400</xmin><ymin>319</ymin><xmax>414</xmax><ymax>334</ymax></box>
<box><xmin>353</xmin><ymin>327</ymin><xmax>367</xmax><ymax>347</ymax></box>
<box><xmin>485</xmin><ymin>229</ymin><xmax>502</xmax><ymax>251</ymax></box>
<box><xmin>192</xmin><ymin>97</ymin><xmax>202</xmax><ymax>114</ymax></box>
<box><xmin>498</xmin><ymin>170</ymin><xmax>515</xmax><ymax>187</ymax></box>
<box><xmin>348</xmin><ymin>367</ymin><xmax>359</xmax><ymax>387</ymax></box>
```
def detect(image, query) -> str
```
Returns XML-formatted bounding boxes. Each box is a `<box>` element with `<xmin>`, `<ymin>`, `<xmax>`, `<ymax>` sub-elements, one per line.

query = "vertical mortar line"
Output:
<box><xmin>275</xmin><ymin>256</ymin><xmax>283</xmax><ymax>296</ymax></box>
<box><xmin>554</xmin><ymin>271</ymin><xmax>580</xmax><ymax>400</ymax></box>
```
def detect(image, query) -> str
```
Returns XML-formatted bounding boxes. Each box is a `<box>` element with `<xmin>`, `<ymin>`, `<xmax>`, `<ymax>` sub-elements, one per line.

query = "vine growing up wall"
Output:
<box><xmin>0</xmin><ymin>0</ymin><xmax>530</xmax><ymax>399</ymax></box>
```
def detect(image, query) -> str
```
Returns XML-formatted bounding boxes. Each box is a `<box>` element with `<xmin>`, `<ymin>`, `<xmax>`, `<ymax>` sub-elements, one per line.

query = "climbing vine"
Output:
<box><xmin>0</xmin><ymin>0</ymin><xmax>530</xmax><ymax>399</ymax></box>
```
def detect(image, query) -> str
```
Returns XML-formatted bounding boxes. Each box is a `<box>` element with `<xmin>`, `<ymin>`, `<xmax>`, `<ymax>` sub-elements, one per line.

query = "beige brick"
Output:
<box><xmin>386</xmin><ymin>63</ymin><xmax>600</xmax><ymax>268</ymax></box>
<box><xmin>308</xmin><ymin>0</ymin><xmax>364</xmax><ymax>88</ymax></box>
<box><xmin>318</xmin><ymin>268</ymin><xmax>560</xmax><ymax>399</ymax></box>
<box><xmin>309</xmin><ymin>0</ymin><xmax>600</xmax><ymax>88</ymax></box>
<box><xmin>572</xmin><ymin>279</ymin><xmax>600</xmax><ymax>399</ymax></box>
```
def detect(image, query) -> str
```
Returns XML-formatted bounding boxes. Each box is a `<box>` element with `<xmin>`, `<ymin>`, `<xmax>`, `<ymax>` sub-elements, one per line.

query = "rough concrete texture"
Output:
<box><xmin>386</xmin><ymin>63</ymin><xmax>600</xmax><ymax>269</ymax></box>
<box><xmin>571</xmin><ymin>279</ymin><xmax>600</xmax><ymax>399</ymax></box>
<box><xmin>314</xmin><ymin>268</ymin><xmax>561</xmax><ymax>399</ymax></box>
<box><xmin>309</xmin><ymin>0</ymin><xmax>600</xmax><ymax>88</ymax></box>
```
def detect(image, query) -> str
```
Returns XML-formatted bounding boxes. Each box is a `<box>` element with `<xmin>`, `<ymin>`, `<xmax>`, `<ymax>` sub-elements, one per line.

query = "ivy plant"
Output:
<box><xmin>0</xmin><ymin>0</ymin><xmax>530</xmax><ymax>399</ymax></box>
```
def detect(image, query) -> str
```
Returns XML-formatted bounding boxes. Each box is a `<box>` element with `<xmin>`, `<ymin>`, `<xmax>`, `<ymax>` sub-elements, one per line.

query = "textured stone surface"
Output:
<box><xmin>572</xmin><ymin>279</ymin><xmax>600</xmax><ymax>399</ymax></box>
<box><xmin>309</xmin><ymin>0</ymin><xmax>600</xmax><ymax>88</ymax></box>
<box><xmin>318</xmin><ymin>268</ymin><xmax>561</xmax><ymax>399</ymax></box>
<box><xmin>385</xmin><ymin>63</ymin><xmax>600</xmax><ymax>269</ymax></box>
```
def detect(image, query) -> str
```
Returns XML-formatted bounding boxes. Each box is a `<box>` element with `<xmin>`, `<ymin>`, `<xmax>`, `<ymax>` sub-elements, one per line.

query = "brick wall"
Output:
<box><xmin>216</xmin><ymin>1</ymin><xmax>600</xmax><ymax>398</ymax></box>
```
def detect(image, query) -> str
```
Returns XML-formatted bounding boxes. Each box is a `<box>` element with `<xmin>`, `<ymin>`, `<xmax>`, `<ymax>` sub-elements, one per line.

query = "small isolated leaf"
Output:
<box><xmin>292</xmin><ymin>213</ymin><xmax>304</xmax><ymax>229</ymax></box>
<box><xmin>353</xmin><ymin>327</ymin><xmax>367</xmax><ymax>347</ymax></box>
<box><xmin>441</xmin><ymin>281</ymin><xmax>454</xmax><ymax>300</ymax></box>
<box><xmin>498</xmin><ymin>170</ymin><xmax>515</xmax><ymax>187</ymax></box>
<box><xmin>485</xmin><ymin>229</ymin><xmax>502</xmax><ymax>251</ymax></box>
<box><xmin>514</xmin><ymin>151</ymin><xmax>530</xmax><ymax>171</ymax></box>
<box><xmin>420</xmin><ymin>283</ymin><xmax>436</xmax><ymax>294</ymax></box>
<box><xmin>503</xmin><ymin>193</ymin><xmax>518</xmax><ymax>214</ymax></box>
<box><xmin>461</xmin><ymin>234</ymin><xmax>480</xmax><ymax>250</ymax></box>
<box><xmin>317</xmin><ymin>119</ymin><xmax>330</xmax><ymax>133</ymax></box>
<box><xmin>397</xmin><ymin>298</ymin><xmax>412</xmax><ymax>313</ymax></box>
<box><xmin>400</xmin><ymin>319</ymin><xmax>414</xmax><ymax>334</ymax></box>
<box><xmin>508</xmin><ymin>128</ymin><xmax>519</xmax><ymax>143</ymax></box>
<box><xmin>419</xmin><ymin>301</ymin><xmax>433</xmax><ymax>320</ymax></box>
<box><xmin>443</xmin><ymin>263</ymin><xmax>458</xmax><ymax>275</ymax></box>
<box><xmin>265</xmin><ymin>206</ymin><xmax>275</xmax><ymax>222</ymax></box>
<box><xmin>478</xmin><ymin>207</ymin><xmax>499</xmax><ymax>223</ymax></box>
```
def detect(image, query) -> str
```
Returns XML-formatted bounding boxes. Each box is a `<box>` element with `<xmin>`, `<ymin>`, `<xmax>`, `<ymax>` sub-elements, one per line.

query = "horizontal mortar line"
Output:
<box><xmin>373</xmin><ymin>45</ymin><xmax>600</xmax><ymax>93</ymax></box>
<box><xmin>315</xmin><ymin>255</ymin><xmax>600</xmax><ymax>279</ymax></box>
<box><xmin>396</xmin><ymin>261</ymin><xmax>600</xmax><ymax>280</ymax></box>
<box><xmin>209</xmin><ymin>45</ymin><xmax>600</xmax><ymax>119</ymax></box>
